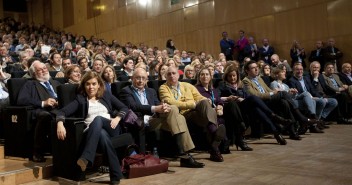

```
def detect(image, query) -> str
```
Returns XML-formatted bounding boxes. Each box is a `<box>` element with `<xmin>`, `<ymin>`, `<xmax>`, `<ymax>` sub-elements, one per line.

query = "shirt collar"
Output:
<box><xmin>132</xmin><ymin>85</ymin><xmax>145</xmax><ymax>93</ymax></box>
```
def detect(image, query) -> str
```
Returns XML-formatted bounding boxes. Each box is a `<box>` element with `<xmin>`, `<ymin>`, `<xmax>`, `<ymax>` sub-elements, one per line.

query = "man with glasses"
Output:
<box><xmin>17</xmin><ymin>59</ymin><xmax>61</xmax><ymax>162</ymax></box>
<box><xmin>120</xmin><ymin>68</ymin><xmax>204</xmax><ymax>168</ymax></box>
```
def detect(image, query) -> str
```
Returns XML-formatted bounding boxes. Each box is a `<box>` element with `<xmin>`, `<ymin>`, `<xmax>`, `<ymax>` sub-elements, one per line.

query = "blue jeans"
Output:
<box><xmin>296</xmin><ymin>91</ymin><xmax>317</xmax><ymax>115</ymax></box>
<box><xmin>81</xmin><ymin>116</ymin><xmax>122</xmax><ymax>181</ymax></box>
<box><xmin>315</xmin><ymin>98</ymin><xmax>338</xmax><ymax>119</ymax></box>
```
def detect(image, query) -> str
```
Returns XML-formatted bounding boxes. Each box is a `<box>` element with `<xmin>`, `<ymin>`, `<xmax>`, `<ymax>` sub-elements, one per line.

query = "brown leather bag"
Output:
<box><xmin>121</xmin><ymin>154</ymin><xmax>169</xmax><ymax>178</ymax></box>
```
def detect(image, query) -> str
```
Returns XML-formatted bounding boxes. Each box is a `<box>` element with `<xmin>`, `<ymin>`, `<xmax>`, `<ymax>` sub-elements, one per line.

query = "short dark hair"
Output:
<box><xmin>244</xmin><ymin>60</ymin><xmax>257</xmax><ymax>71</ymax></box>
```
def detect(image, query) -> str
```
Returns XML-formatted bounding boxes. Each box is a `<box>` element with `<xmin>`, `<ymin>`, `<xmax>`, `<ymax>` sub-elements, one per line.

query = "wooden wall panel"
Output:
<box><xmin>327</xmin><ymin>0</ymin><xmax>352</xmax><ymax>37</ymax></box>
<box><xmin>51</xmin><ymin>0</ymin><xmax>63</xmax><ymax>30</ymax></box>
<box><xmin>63</xmin><ymin>0</ymin><xmax>74</xmax><ymax>28</ymax></box>
<box><xmin>275</xmin><ymin>4</ymin><xmax>328</xmax><ymax>44</ymax></box>
<box><xmin>73</xmin><ymin>0</ymin><xmax>87</xmax><ymax>24</ymax></box>
<box><xmin>44</xmin><ymin>0</ymin><xmax>352</xmax><ymax>62</ymax></box>
<box><xmin>95</xmin><ymin>11</ymin><xmax>115</xmax><ymax>34</ymax></box>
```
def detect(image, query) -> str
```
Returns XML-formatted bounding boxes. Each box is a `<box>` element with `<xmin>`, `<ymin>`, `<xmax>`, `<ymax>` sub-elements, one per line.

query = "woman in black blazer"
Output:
<box><xmin>56</xmin><ymin>71</ymin><xmax>128</xmax><ymax>185</ymax></box>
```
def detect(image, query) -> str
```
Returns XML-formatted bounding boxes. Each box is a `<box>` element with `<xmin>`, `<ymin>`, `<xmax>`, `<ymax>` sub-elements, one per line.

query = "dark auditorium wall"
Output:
<box><xmin>35</xmin><ymin>0</ymin><xmax>352</xmax><ymax>63</ymax></box>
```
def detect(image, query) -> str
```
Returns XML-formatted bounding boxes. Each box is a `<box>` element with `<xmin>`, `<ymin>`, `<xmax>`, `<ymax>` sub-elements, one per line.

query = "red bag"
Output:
<box><xmin>121</xmin><ymin>154</ymin><xmax>169</xmax><ymax>178</ymax></box>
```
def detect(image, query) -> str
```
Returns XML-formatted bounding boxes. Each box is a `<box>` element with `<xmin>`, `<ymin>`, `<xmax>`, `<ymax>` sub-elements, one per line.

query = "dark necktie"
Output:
<box><xmin>44</xmin><ymin>81</ymin><xmax>56</xmax><ymax>98</ymax></box>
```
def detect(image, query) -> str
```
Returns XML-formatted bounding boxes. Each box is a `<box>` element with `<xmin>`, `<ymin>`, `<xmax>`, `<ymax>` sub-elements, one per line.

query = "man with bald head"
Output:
<box><xmin>271</xmin><ymin>54</ymin><xmax>292</xmax><ymax>72</ymax></box>
<box><xmin>159</xmin><ymin>66</ymin><xmax>226</xmax><ymax>162</ymax></box>
<box><xmin>17</xmin><ymin>60</ymin><xmax>61</xmax><ymax>162</ymax></box>
<box><xmin>120</xmin><ymin>67</ymin><xmax>204</xmax><ymax>168</ymax></box>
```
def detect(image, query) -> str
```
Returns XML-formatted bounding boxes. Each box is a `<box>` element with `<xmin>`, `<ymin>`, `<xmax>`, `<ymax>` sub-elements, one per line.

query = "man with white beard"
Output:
<box><xmin>17</xmin><ymin>59</ymin><xmax>61</xmax><ymax>162</ymax></box>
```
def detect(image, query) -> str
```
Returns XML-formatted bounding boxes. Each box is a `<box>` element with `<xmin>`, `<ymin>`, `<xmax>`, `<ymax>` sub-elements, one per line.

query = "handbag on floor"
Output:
<box><xmin>121</xmin><ymin>153</ymin><xmax>169</xmax><ymax>178</ymax></box>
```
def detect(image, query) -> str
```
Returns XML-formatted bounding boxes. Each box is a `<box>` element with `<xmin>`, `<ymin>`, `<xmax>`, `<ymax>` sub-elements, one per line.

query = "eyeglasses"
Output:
<box><xmin>134</xmin><ymin>76</ymin><xmax>147</xmax><ymax>81</ymax></box>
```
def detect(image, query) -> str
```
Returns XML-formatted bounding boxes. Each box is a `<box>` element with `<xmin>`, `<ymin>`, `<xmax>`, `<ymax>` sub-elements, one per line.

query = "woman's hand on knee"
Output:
<box><xmin>110</xmin><ymin>116</ymin><xmax>121</xmax><ymax>129</ymax></box>
<box><xmin>57</xmin><ymin>121</ymin><xmax>66</xmax><ymax>140</ymax></box>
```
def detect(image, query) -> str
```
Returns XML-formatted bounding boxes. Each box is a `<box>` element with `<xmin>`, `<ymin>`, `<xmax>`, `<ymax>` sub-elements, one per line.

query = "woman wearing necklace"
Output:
<box><xmin>195</xmin><ymin>67</ymin><xmax>250</xmax><ymax>151</ymax></box>
<box><xmin>218</xmin><ymin>65</ymin><xmax>294</xmax><ymax>145</ymax></box>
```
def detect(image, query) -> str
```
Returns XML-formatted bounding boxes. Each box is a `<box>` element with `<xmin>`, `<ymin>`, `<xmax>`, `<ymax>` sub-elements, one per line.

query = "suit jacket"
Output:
<box><xmin>258</xmin><ymin>46</ymin><xmax>275</xmax><ymax>64</ymax></box>
<box><xmin>159</xmin><ymin>82</ymin><xmax>206</xmax><ymax>114</ymax></box>
<box><xmin>119</xmin><ymin>85</ymin><xmax>160</xmax><ymax>117</ymax></box>
<box><xmin>287</xmin><ymin>75</ymin><xmax>320</xmax><ymax>97</ymax></box>
<box><xmin>309</xmin><ymin>48</ymin><xmax>325</xmax><ymax>64</ymax></box>
<box><xmin>56</xmin><ymin>91</ymin><xmax>128</xmax><ymax>123</ymax></box>
<box><xmin>243</xmin><ymin>44</ymin><xmax>259</xmax><ymax>61</ymax></box>
<box><xmin>324</xmin><ymin>46</ymin><xmax>343</xmax><ymax>63</ymax></box>
<box><xmin>217</xmin><ymin>81</ymin><xmax>248</xmax><ymax>98</ymax></box>
<box><xmin>322</xmin><ymin>73</ymin><xmax>344</xmax><ymax>92</ymax></box>
<box><xmin>17</xmin><ymin>79</ymin><xmax>61</xmax><ymax>119</ymax></box>
<box><xmin>307</xmin><ymin>73</ymin><xmax>335</xmax><ymax>97</ymax></box>
<box><xmin>242</xmin><ymin>76</ymin><xmax>273</xmax><ymax>99</ymax></box>
<box><xmin>338</xmin><ymin>72</ymin><xmax>352</xmax><ymax>86</ymax></box>
<box><xmin>117</xmin><ymin>70</ymin><xmax>131</xmax><ymax>81</ymax></box>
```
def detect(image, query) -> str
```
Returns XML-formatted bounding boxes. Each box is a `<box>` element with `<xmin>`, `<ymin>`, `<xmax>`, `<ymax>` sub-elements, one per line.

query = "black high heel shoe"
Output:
<box><xmin>235</xmin><ymin>136</ymin><xmax>253</xmax><ymax>151</ymax></box>
<box><xmin>274</xmin><ymin>133</ymin><xmax>287</xmax><ymax>145</ymax></box>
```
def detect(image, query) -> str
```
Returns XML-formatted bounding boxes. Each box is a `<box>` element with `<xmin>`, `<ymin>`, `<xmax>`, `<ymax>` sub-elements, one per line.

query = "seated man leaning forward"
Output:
<box><xmin>159</xmin><ymin>66</ymin><xmax>226</xmax><ymax>162</ymax></box>
<box><xmin>120</xmin><ymin>68</ymin><xmax>204</xmax><ymax>168</ymax></box>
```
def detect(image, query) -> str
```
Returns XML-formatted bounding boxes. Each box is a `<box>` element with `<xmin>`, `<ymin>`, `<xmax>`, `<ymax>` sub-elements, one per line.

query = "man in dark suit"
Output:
<box><xmin>17</xmin><ymin>59</ymin><xmax>61</xmax><ymax>162</ymax></box>
<box><xmin>308</xmin><ymin>40</ymin><xmax>325</xmax><ymax>71</ymax></box>
<box><xmin>120</xmin><ymin>68</ymin><xmax>204</xmax><ymax>168</ymax></box>
<box><xmin>322</xmin><ymin>63</ymin><xmax>352</xmax><ymax>121</ymax></box>
<box><xmin>307</xmin><ymin>61</ymin><xmax>351</xmax><ymax>124</ymax></box>
<box><xmin>117</xmin><ymin>57</ymin><xmax>134</xmax><ymax>81</ymax></box>
<box><xmin>324</xmin><ymin>38</ymin><xmax>343</xmax><ymax>72</ymax></box>
<box><xmin>338</xmin><ymin>63</ymin><xmax>352</xmax><ymax>86</ymax></box>
<box><xmin>258</xmin><ymin>38</ymin><xmax>275</xmax><ymax>64</ymax></box>
<box><xmin>287</xmin><ymin>63</ymin><xmax>335</xmax><ymax>132</ymax></box>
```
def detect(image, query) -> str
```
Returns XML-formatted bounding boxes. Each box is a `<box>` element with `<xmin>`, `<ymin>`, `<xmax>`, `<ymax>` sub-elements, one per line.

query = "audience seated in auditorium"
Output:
<box><xmin>287</xmin><ymin>63</ymin><xmax>336</xmax><ymax>133</ymax></box>
<box><xmin>218</xmin><ymin>65</ymin><xmax>292</xmax><ymax>144</ymax></box>
<box><xmin>120</xmin><ymin>68</ymin><xmax>204</xmax><ymax>168</ymax></box>
<box><xmin>307</xmin><ymin>61</ymin><xmax>351</xmax><ymax>124</ymax></box>
<box><xmin>322</xmin><ymin>63</ymin><xmax>352</xmax><ymax>120</ymax></box>
<box><xmin>159</xmin><ymin>66</ymin><xmax>226</xmax><ymax>162</ymax></box>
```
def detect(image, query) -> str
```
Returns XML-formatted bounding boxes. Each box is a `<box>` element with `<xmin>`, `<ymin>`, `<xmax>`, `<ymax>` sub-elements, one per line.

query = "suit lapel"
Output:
<box><xmin>129</xmin><ymin>86</ymin><xmax>143</xmax><ymax>105</ymax></box>
<box><xmin>34</xmin><ymin>81</ymin><xmax>51</xmax><ymax>101</ymax></box>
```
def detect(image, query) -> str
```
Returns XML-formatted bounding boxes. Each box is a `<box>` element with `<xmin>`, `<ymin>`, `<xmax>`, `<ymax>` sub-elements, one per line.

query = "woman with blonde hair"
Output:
<box><xmin>183</xmin><ymin>64</ymin><xmax>195</xmax><ymax>79</ymax></box>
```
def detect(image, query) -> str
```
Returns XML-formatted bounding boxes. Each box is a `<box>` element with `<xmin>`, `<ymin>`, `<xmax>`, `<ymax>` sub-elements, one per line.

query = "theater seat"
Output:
<box><xmin>3</xmin><ymin>78</ymin><xmax>34</xmax><ymax>158</ymax></box>
<box><xmin>51</xmin><ymin>84</ymin><xmax>85</xmax><ymax>181</ymax></box>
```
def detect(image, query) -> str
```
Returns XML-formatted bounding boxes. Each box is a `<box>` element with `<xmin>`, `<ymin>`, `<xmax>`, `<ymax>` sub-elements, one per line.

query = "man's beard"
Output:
<box><xmin>37</xmin><ymin>73</ymin><xmax>50</xmax><ymax>82</ymax></box>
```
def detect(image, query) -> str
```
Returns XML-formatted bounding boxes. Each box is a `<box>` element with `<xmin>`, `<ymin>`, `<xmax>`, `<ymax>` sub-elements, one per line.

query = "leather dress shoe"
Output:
<box><xmin>309</xmin><ymin>126</ymin><xmax>324</xmax><ymax>133</ymax></box>
<box><xmin>209</xmin><ymin>150</ymin><xmax>224</xmax><ymax>162</ymax></box>
<box><xmin>180</xmin><ymin>155</ymin><xmax>204</xmax><ymax>168</ymax></box>
<box><xmin>32</xmin><ymin>154</ymin><xmax>46</xmax><ymax>163</ymax></box>
<box><xmin>274</xmin><ymin>133</ymin><xmax>287</xmax><ymax>145</ymax></box>
<box><xmin>271</xmin><ymin>114</ymin><xmax>295</xmax><ymax>126</ymax></box>
<box><xmin>289</xmin><ymin>133</ymin><xmax>302</xmax><ymax>140</ymax></box>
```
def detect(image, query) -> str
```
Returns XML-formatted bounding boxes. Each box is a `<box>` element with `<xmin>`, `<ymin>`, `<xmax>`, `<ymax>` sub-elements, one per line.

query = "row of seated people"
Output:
<box><xmin>4</xmin><ymin>58</ymin><xmax>352</xmax><ymax>184</ymax></box>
